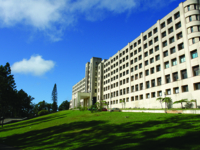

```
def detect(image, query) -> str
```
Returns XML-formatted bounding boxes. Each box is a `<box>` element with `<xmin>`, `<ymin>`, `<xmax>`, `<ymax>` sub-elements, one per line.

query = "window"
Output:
<box><xmin>170</xmin><ymin>47</ymin><xmax>176</xmax><ymax>54</ymax></box>
<box><xmin>166</xmin><ymin>89</ymin><xmax>171</xmax><ymax>95</ymax></box>
<box><xmin>194</xmin><ymin>83</ymin><xmax>200</xmax><ymax>90</ymax></box>
<box><xmin>148</xmin><ymin>32</ymin><xmax>152</xmax><ymax>37</ymax></box>
<box><xmin>158</xmin><ymin>91</ymin><xmax>162</xmax><ymax>97</ymax></box>
<box><xmin>187</xmin><ymin>5</ymin><xmax>190</xmax><ymax>11</ymax></box>
<box><xmin>145</xmin><ymin>52</ymin><xmax>148</xmax><ymax>57</ymax></box>
<box><xmin>135</xmin><ymin>85</ymin><xmax>139</xmax><ymax>91</ymax></box>
<box><xmin>146</xmin><ymin>93</ymin><xmax>150</xmax><ymax>99</ymax></box>
<box><xmin>191</xmin><ymin>50</ymin><xmax>198</xmax><ymax>59</ymax></box>
<box><xmin>134</xmin><ymin>50</ymin><xmax>137</xmax><ymax>55</ymax></box>
<box><xmin>172</xmin><ymin>58</ymin><xmax>177</xmax><ymax>66</ymax></box>
<box><xmin>174</xmin><ymin>87</ymin><xmax>179</xmax><ymax>94</ymax></box>
<box><xmin>145</xmin><ymin>60</ymin><xmax>148</xmax><ymax>66</ymax></box>
<box><xmin>166</xmin><ymin>75</ymin><xmax>171</xmax><ymax>83</ymax></box>
<box><xmin>149</xmin><ymin>40</ymin><xmax>153</xmax><ymax>46</ymax></box>
<box><xmin>139</xmin><ymin>72</ymin><xmax>143</xmax><ymax>78</ymax></box>
<box><xmin>140</xmin><ymin>95</ymin><xmax>143</xmax><ymax>100</ymax></box>
<box><xmin>180</xmin><ymin>55</ymin><xmax>185</xmax><ymax>63</ymax></box>
<box><xmin>151</xmin><ymin>92</ymin><xmax>155</xmax><ymax>98</ymax></box>
<box><xmin>143</xmin><ymin>35</ymin><xmax>147</xmax><ymax>41</ymax></box>
<box><xmin>162</xmin><ymin>31</ymin><xmax>166</xmax><ymax>38</ymax></box>
<box><xmin>146</xmin><ymin>70</ymin><xmax>149</xmax><ymax>76</ymax></box>
<box><xmin>138</xmin><ymin>39</ymin><xmax>141</xmax><ymax>45</ymax></box>
<box><xmin>135</xmin><ymin>66</ymin><xmax>138</xmax><ymax>71</ymax></box>
<box><xmin>144</xmin><ymin>43</ymin><xmax>147</xmax><ymax>49</ymax></box>
<box><xmin>181</xmin><ymin>69</ymin><xmax>187</xmax><ymax>79</ymax></box>
<box><xmin>138</xmin><ymin>47</ymin><xmax>141</xmax><ymax>52</ymax></box>
<box><xmin>135</xmin><ymin>96</ymin><xmax>138</xmax><ymax>100</ymax></box>
<box><xmin>156</xmin><ymin>65</ymin><xmax>161</xmax><ymax>72</ymax></box>
<box><xmin>134</xmin><ymin>58</ymin><xmax>137</xmax><ymax>63</ymax></box>
<box><xmin>189</xmin><ymin>16</ymin><xmax>192</xmax><ymax>22</ymax></box>
<box><xmin>131</xmin><ymin>67</ymin><xmax>134</xmax><ymax>72</ymax></box>
<box><xmin>151</xmin><ymin>79</ymin><xmax>155</xmax><ymax>87</ymax></box>
<box><xmin>156</xmin><ymin>55</ymin><xmax>160</xmax><ymax>61</ymax></box>
<box><xmin>176</xmin><ymin>22</ymin><xmax>181</xmax><ymax>29</ymax></box>
<box><xmin>194</xmin><ymin>4</ymin><xmax>197</xmax><ymax>9</ymax></box>
<box><xmin>140</xmin><ymin>83</ymin><xmax>143</xmax><ymax>90</ymax></box>
<box><xmin>134</xmin><ymin>42</ymin><xmax>137</xmax><ymax>47</ymax></box>
<box><xmin>149</xmin><ymin>49</ymin><xmax>153</xmax><ymax>54</ymax></box>
<box><xmin>135</xmin><ymin>74</ymin><xmax>138</xmax><ymax>80</ymax></box>
<box><xmin>157</xmin><ymin>77</ymin><xmax>162</xmax><ymax>86</ymax></box>
<box><xmin>177</xmin><ymin>32</ymin><xmax>182</xmax><ymax>40</ymax></box>
<box><xmin>155</xmin><ymin>45</ymin><xmax>159</xmax><ymax>51</ymax></box>
<box><xmin>168</xmin><ymin>27</ymin><xmax>173</xmax><ymax>34</ymax></box>
<box><xmin>139</xmin><ymin>55</ymin><xmax>142</xmax><ymax>60</ymax></box>
<box><xmin>163</xmin><ymin>41</ymin><xmax>167</xmax><ymax>47</ymax></box>
<box><xmin>191</xmin><ymin>26</ymin><xmax>193</xmax><ymax>33</ymax></box>
<box><xmin>154</xmin><ymin>28</ymin><xmax>157</xmax><ymax>34</ymax></box>
<box><xmin>178</xmin><ymin>43</ymin><xmax>184</xmax><ymax>50</ymax></box>
<box><xmin>131</xmin><ymin>76</ymin><xmax>134</xmax><ymax>81</ymax></box>
<box><xmin>151</xmin><ymin>67</ymin><xmax>154</xmax><ymax>74</ymax></box>
<box><xmin>150</xmin><ymin>57</ymin><xmax>154</xmax><ymax>63</ymax></box>
<box><xmin>131</xmin><ymin>97</ymin><xmax>134</xmax><ymax>101</ymax></box>
<box><xmin>161</xmin><ymin>22</ymin><xmax>165</xmax><ymax>29</ymax></box>
<box><xmin>193</xmin><ymin>65</ymin><xmax>199</xmax><ymax>76</ymax></box>
<box><xmin>139</xmin><ymin>63</ymin><xmax>142</xmax><ymax>69</ymax></box>
<box><xmin>167</xmin><ymin>17</ymin><xmax>172</xmax><ymax>24</ymax></box>
<box><xmin>123</xmin><ymin>89</ymin><xmax>126</xmax><ymax>95</ymax></box>
<box><xmin>130</xmin><ymin>45</ymin><xmax>133</xmax><ymax>50</ymax></box>
<box><xmin>131</xmin><ymin>86</ymin><xmax>134</xmax><ymax>92</ymax></box>
<box><xmin>154</xmin><ymin>36</ymin><xmax>158</xmax><ymax>43</ymax></box>
<box><xmin>146</xmin><ymin>81</ymin><xmax>150</xmax><ymax>89</ymax></box>
<box><xmin>174</xmin><ymin>12</ymin><xmax>180</xmax><ymax>19</ymax></box>
<box><xmin>169</xmin><ymin>37</ymin><xmax>175</xmax><ymax>44</ymax></box>
<box><xmin>131</xmin><ymin>60</ymin><xmax>133</xmax><ymax>65</ymax></box>
<box><xmin>173</xmin><ymin>72</ymin><xmax>178</xmax><ymax>81</ymax></box>
<box><xmin>164</xmin><ymin>51</ymin><xmax>168</xmax><ymax>57</ymax></box>
<box><xmin>165</xmin><ymin>61</ymin><xmax>169</xmax><ymax>69</ymax></box>
<box><xmin>182</xmin><ymin>85</ymin><xmax>188</xmax><ymax>92</ymax></box>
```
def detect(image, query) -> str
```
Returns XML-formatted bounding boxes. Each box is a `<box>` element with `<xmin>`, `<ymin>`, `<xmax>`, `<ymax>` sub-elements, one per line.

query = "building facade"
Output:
<box><xmin>71</xmin><ymin>0</ymin><xmax>200</xmax><ymax>109</ymax></box>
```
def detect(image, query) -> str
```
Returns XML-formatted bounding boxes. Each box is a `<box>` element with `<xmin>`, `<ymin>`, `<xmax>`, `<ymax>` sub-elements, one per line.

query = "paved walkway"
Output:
<box><xmin>0</xmin><ymin>144</ymin><xmax>22</xmax><ymax>150</ymax></box>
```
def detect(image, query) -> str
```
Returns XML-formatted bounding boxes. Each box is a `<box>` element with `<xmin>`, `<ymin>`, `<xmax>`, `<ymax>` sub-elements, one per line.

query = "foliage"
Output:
<box><xmin>185</xmin><ymin>102</ymin><xmax>193</xmax><ymax>109</ymax></box>
<box><xmin>162</xmin><ymin>97</ymin><xmax>172</xmax><ymax>109</ymax></box>
<box><xmin>120</xmin><ymin>99</ymin><xmax>126</xmax><ymax>109</ymax></box>
<box><xmin>38</xmin><ymin>110</ymin><xmax>49</xmax><ymax>116</ymax></box>
<box><xmin>58</xmin><ymin>100</ymin><xmax>70</xmax><ymax>111</ymax></box>
<box><xmin>173</xmin><ymin>99</ymin><xmax>188</xmax><ymax>108</ymax></box>
<box><xmin>156</xmin><ymin>97</ymin><xmax>163</xmax><ymax>109</ymax></box>
<box><xmin>52</xmin><ymin>83</ymin><xmax>58</xmax><ymax>112</ymax></box>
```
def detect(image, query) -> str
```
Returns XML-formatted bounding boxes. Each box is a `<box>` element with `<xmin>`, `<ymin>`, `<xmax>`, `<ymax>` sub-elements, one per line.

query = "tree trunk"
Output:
<box><xmin>160</xmin><ymin>100</ymin><xmax>163</xmax><ymax>109</ymax></box>
<box><xmin>181</xmin><ymin>103</ymin><xmax>183</xmax><ymax>109</ymax></box>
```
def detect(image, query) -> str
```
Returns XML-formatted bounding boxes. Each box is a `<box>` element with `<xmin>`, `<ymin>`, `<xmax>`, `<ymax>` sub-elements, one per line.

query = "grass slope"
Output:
<box><xmin>0</xmin><ymin>110</ymin><xmax>200</xmax><ymax>150</ymax></box>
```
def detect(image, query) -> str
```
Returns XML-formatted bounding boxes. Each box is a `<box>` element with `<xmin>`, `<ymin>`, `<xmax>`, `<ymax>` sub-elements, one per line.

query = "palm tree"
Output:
<box><xmin>156</xmin><ymin>97</ymin><xmax>163</xmax><ymax>109</ymax></box>
<box><xmin>162</xmin><ymin>97</ymin><xmax>172</xmax><ymax>113</ymax></box>
<box><xmin>190</xmin><ymin>99</ymin><xmax>197</xmax><ymax>109</ymax></box>
<box><xmin>173</xmin><ymin>99</ymin><xmax>188</xmax><ymax>109</ymax></box>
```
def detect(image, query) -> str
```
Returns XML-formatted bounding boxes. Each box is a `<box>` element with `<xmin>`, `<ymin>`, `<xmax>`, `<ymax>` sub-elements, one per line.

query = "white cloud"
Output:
<box><xmin>0</xmin><ymin>0</ymin><xmax>176</xmax><ymax>41</ymax></box>
<box><xmin>11</xmin><ymin>55</ymin><xmax>55</xmax><ymax>76</ymax></box>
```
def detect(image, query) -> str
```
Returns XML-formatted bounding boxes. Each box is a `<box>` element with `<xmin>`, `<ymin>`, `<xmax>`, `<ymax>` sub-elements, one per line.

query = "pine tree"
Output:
<box><xmin>52</xmin><ymin>84</ymin><xmax>58</xmax><ymax>112</ymax></box>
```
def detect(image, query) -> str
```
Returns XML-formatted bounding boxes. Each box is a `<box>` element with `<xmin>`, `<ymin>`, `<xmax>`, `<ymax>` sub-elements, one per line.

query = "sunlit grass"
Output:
<box><xmin>0</xmin><ymin>110</ymin><xmax>200</xmax><ymax>150</ymax></box>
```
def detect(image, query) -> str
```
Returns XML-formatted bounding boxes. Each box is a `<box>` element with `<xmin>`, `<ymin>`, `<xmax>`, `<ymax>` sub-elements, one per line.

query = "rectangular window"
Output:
<box><xmin>178</xmin><ymin>43</ymin><xmax>184</xmax><ymax>50</ymax></box>
<box><xmin>148</xmin><ymin>31</ymin><xmax>152</xmax><ymax>37</ymax></box>
<box><xmin>169</xmin><ymin>37</ymin><xmax>175</xmax><ymax>44</ymax></box>
<box><xmin>150</xmin><ymin>57</ymin><xmax>154</xmax><ymax>63</ymax></box>
<box><xmin>145</xmin><ymin>52</ymin><xmax>148</xmax><ymax>57</ymax></box>
<box><xmin>189</xmin><ymin>16</ymin><xmax>192</xmax><ymax>22</ymax></box>
<box><xmin>139</xmin><ymin>63</ymin><xmax>142</xmax><ymax>69</ymax></box>
<box><xmin>176</xmin><ymin>22</ymin><xmax>181</xmax><ymax>29</ymax></box>
<box><xmin>135</xmin><ymin>74</ymin><xmax>138</xmax><ymax>80</ymax></box>
<box><xmin>131</xmin><ymin>96</ymin><xmax>134</xmax><ymax>101</ymax></box>
<box><xmin>164</xmin><ymin>51</ymin><xmax>168</xmax><ymax>57</ymax></box>
<box><xmin>177</xmin><ymin>32</ymin><xmax>182</xmax><ymax>40</ymax></box>
<box><xmin>134</xmin><ymin>42</ymin><xmax>137</xmax><ymax>47</ymax></box>
<box><xmin>161</xmin><ymin>22</ymin><xmax>165</xmax><ymax>29</ymax></box>
<box><xmin>180</xmin><ymin>55</ymin><xmax>185</xmax><ymax>63</ymax></box>
<box><xmin>162</xmin><ymin>31</ymin><xmax>166</xmax><ymax>38</ymax></box>
<box><xmin>146</xmin><ymin>69</ymin><xmax>149</xmax><ymax>76</ymax></box>
<box><xmin>174</xmin><ymin>12</ymin><xmax>180</xmax><ymax>19</ymax></box>
<box><xmin>182</xmin><ymin>85</ymin><xmax>188</xmax><ymax>92</ymax></box>
<box><xmin>151</xmin><ymin>92</ymin><xmax>155</xmax><ymax>98</ymax></box>
<box><xmin>193</xmin><ymin>65</ymin><xmax>199</xmax><ymax>76</ymax></box>
<box><xmin>139</xmin><ymin>72</ymin><xmax>143</xmax><ymax>78</ymax></box>
<box><xmin>156</xmin><ymin>55</ymin><xmax>160</xmax><ymax>61</ymax></box>
<box><xmin>154</xmin><ymin>36</ymin><xmax>158</xmax><ymax>43</ymax></box>
<box><xmin>170</xmin><ymin>47</ymin><xmax>176</xmax><ymax>54</ymax></box>
<box><xmin>155</xmin><ymin>45</ymin><xmax>159</xmax><ymax>51</ymax></box>
<box><xmin>149</xmin><ymin>49</ymin><xmax>153</xmax><ymax>54</ymax></box>
<box><xmin>167</xmin><ymin>89</ymin><xmax>171</xmax><ymax>95</ymax></box>
<box><xmin>168</xmin><ymin>27</ymin><xmax>173</xmax><ymax>34</ymax></box>
<box><xmin>181</xmin><ymin>69</ymin><xmax>187</xmax><ymax>79</ymax></box>
<box><xmin>157</xmin><ymin>77</ymin><xmax>162</xmax><ymax>86</ymax></box>
<box><xmin>166</xmin><ymin>75</ymin><xmax>171</xmax><ymax>83</ymax></box>
<box><xmin>173</xmin><ymin>72</ymin><xmax>178</xmax><ymax>81</ymax></box>
<box><xmin>131</xmin><ymin>86</ymin><xmax>134</xmax><ymax>92</ymax></box>
<box><xmin>140</xmin><ymin>83</ymin><xmax>143</xmax><ymax>90</ymax></box>
<box><xmin>143</xmin><ymin>35</ymin><xmax>147</xmax><ymax>41</ymax></box>
<box><xmin>191</xmin><ymin>50</ymin><xmax>198</xmax><ymax>59</ymax></box>
<box><xmin>138</xmin><ymin>39</ymin><xmax>141</xmax><ymax>45</ymax></box>
<box><xmin>156</xmin><ymin>65</ymin><xmax>161</xmax><ymax>72</ymax></box>
<box><xmin>138</xmin><ymin>47</ymin><xmax>141</xmax><ymax>52</ymax></box>
<box><xmin>134</xmin><ymin>58</ymin><xmax>137</xmax><ymax>63</ymax></box>
<box><xmin>131</xmin><ymin>76</ymin><xmax>134</xmax><ymax>81</ymax></box>
<box><xmin>194</xmin><ymin>83</ymin><xmax>200</xmax><ymax>90</ymax></box>
<box><xmin>191</xmin><ymin>26</ymin><xmax>193</xmax><ymax>33</ymax></box>
<box><xmin>158</xmin><ymin>91</ymin><xmax>162</xmax><ymax>97</ymax></box>
<box><xmin>172</xmin><ymin>58</ymin><xmax>177</xmax><ymax>66</ymax></box>
<box><xmin>154</xmin><ymin>28</ymin><xmax>157</xmax><ymax>34</ymax></box>
<box><xmin>146</xmin><ymin>93</ymin><xmax>150</xmax><ymax>99</ymax></box>
<box><xmin>151</xmin><ymin>79</ymin><xmax>155</xmax><ymax>87</ymax></box>
<box><xmin>151</xmin><ymin>67</ymin><xmax>154</xmax><ymax>74</ymax></box>
<box><xmin>139</xmin><ymin>55</ymin><xmax>142</xmax><ymax>60</ymax></box>
<box><xmin>146</xmin><ymin>81</ymin><xmax>150</xmax><ymax>89</ymax></box>
<box><xmin>165</xmin><ymin>61</ymin><xmax>169</xmax><ymax>69</ymax></box>
<box><xmin>174</xmin><ymin>87</ymin><xmax>179</xmax><ymax>94</ymax></box>
<box><xmin>167</xmin><ymin>17</ymin><xmax>172</xmax><ymax>24</ymax></box>
<box><xmin>149</xmin><ymin>40</ymin><xmax>153</xmax><ymax>46</ymax></box>
<box><xmin>144</xmin><ymin>43</ymin><xmax>147</xmax><ymax>49</ymax></box>
<box><xmin>135</xmin><ymin>85</ymin><xmax>138</xmax><ymax>91</ymax></box>
<box><xmin>163</xmin><ymin>41</ymin><xmax>167</xmax><ymax>47</ymax></box>
<box><xmin>145</xmin><ymin>60</ymin><xmax>148</xmax><ymax>66</ymax></box>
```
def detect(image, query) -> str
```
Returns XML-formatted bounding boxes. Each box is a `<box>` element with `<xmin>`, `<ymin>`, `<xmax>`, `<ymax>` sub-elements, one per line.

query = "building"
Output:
<box><xmin>71</xmin><ymin>0</ymin><xmax>200</xmax><ymax>109</ymax></box>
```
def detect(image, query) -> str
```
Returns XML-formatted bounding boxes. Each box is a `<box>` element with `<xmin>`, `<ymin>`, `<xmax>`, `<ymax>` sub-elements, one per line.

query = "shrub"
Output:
<box><xmin>38</xmin><ymin>110</ymin><xmax>49</xmax><ymax>116</ymax></box>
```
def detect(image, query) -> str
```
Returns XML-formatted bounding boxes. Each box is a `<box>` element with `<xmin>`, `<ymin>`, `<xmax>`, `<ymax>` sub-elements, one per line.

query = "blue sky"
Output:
<box><xmin>0</xmin><ymin>0</ymin><xmax>184</xmax><ymax>107</ymax></box>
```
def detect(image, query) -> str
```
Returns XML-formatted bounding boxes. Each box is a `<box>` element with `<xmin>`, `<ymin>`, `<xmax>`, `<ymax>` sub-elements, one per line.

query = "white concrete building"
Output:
<box><xmin>71</xmin><ymin>0</ymin><xmax>200</xmax><ymax>109</ymax></box>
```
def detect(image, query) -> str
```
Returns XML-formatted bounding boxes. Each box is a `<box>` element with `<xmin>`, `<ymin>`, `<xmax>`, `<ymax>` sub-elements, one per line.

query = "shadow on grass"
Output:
<box><xmin>0</xmin><ymin>113</ymin><xmax>69</xmax><ymax>132</ymax></box>
<box><xmin>0</xmin><ymin>114</ymin><xmax>200</xmax><ymax>150</ymax></box>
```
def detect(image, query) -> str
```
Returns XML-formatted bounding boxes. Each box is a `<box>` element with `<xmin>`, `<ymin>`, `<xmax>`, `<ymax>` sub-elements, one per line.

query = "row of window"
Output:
<box><xmin>103</xmin><ymin>82</ymin><xmax>200</xmax><ymax>101</ymax></box>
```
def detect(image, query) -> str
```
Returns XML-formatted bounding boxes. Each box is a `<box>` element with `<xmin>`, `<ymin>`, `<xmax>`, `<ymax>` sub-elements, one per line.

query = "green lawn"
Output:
<box><xmin>0</xmin><ymin>110</ymin><xmax>200</xmax><ymax>150</ymax></box>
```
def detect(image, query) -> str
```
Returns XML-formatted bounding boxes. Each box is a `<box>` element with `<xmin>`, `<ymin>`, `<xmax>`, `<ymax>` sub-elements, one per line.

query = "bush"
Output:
<box><xmin>38</xmin><ymin>110</ymin><xmax>49</xmax><ymax>116</ymax></box>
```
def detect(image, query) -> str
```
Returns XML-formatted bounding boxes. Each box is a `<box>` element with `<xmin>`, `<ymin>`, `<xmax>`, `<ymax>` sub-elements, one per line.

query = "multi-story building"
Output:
<box><xmin>71</xmin><ymin>0</ymin><xmax>200</xmax><ymax>109</ymax></box>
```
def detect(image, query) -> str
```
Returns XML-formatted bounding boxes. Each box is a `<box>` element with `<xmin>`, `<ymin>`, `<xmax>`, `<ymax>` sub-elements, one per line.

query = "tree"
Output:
<box><xmin>0</xmin><ymin>63</ymin><xmax>16</xmax><ymax>127</ymax></box>
<box><xmin>190</xmin><ymin>99</ymin><xmax>197</xmax><ymax>109</ymax></box>
<box><xmin>58</xmin><ymin>100</ymin><xmax>70</xmax><ymax>111</ymax></box>
<box><xmin>162</xmin><ymin>97</ymin><xmax>172</xmax><ymax>113</ymax></box>
<box><xmin>156</xmin><ymin>97</ymin><xmax>163</xmax><ymax>109</ymax></box>
<box><xmin>52</xmin><ymin>84</ymin><xmax>58</xmax><ymax>112</ymax></box>
<box><xmin>173</xmin><ymin>99</ymin><xmax>188</xmax><ymax>109</ymax></box>
<box><xmin>120</xmin><ymin>99</ymin><xmax>125</xmax><ymax>109</ymax></box>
